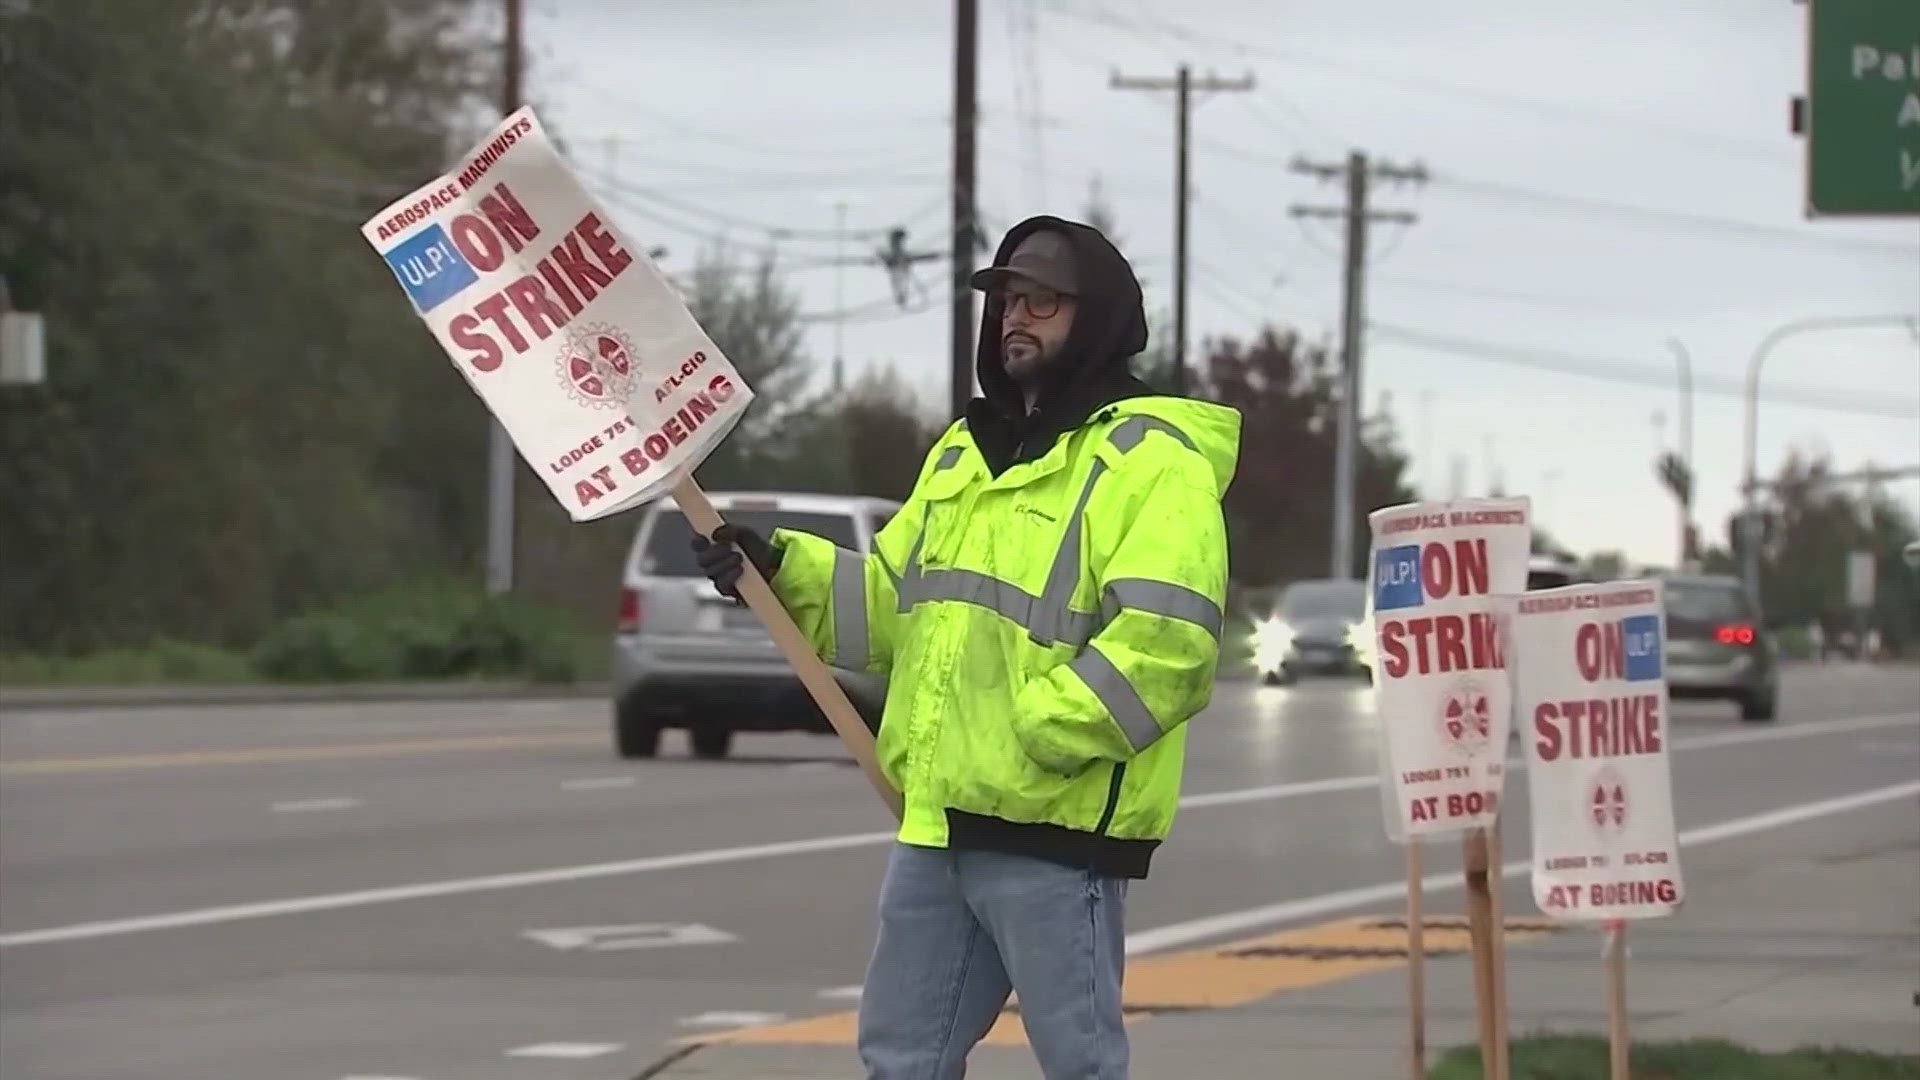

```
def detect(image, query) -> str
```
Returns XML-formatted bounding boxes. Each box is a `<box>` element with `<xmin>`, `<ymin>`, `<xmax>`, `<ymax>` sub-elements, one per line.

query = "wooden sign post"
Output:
<box><xmin>1506</xmin><ymin>578</ymin><xmax>1690</xmax><ymax>1080</ymax></box>
<box><xmin>672</xmin><ymin>475</ymin><xmax>903</xmax><ymax>821</ymax></box>
<box><xmin>1486</xmin><ymin>820</ymin><xmax>1511</xmax><ymax>1080</ymax></box>
<box><xmin>1606</xmin><ymin>919</ymin><xmax>1629</xmax><ymax>1080</ymax></box>
<box><xmin>1461</xmin><ymin>827</ymin><xmax>1506</xmax><ymax>1077</ymax></box>
<box><xmin>1406</xmin><ymin>843</ymin><xmax>1427</xmax><ymax>1080</ymax></box>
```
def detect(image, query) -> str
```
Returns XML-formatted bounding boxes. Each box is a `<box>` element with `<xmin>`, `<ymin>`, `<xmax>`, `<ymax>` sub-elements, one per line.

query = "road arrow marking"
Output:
<box><xmin>679</xmin><ymin>1011</ymin><xmax>786</xmax><ymax>1028</ymax></box>
<box><xmin>273</xmin><ymin>798</ymin><xmax>362</xmax><ymax>813</ymax></box>
<box><xmin>506</xmin><ymin>1042</ymin><xmax>625</xmax><ymax>1059</ymax></box>
<box><xmin>522</xmin><ymin>923</ymin><xmax>737</xmax><ymax>951</ymax></box>
<box><xmin>562</xmin><ymin>776</ymin><xmax>636</xmax><ymax>791</ymax></box>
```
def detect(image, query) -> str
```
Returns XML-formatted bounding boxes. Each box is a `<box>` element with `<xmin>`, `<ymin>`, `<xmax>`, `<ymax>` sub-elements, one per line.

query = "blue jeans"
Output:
<box><xmin>857</xmin><ymin>842</ymin><xmax>1129</xmax><ymax>1079</ymax></box>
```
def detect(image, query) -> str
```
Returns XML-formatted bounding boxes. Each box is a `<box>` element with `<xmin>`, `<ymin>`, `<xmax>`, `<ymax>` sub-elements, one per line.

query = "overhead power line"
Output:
<box><xmin>1368</xmin><ymin>322</ymin><xmax>1920</xmax><ymax>419</ymax></box>
<box><xmin>1042</xmin><ymin>0</ymin><xmax>1789</xmax><ymax>163</ymax></box>
<box><xmin>1428</xmin><ymin>174</ymin><xmax>1920</xmax><ymax>257</ymax></box>
<box><xmin>580</xmin><ymin>166</ymin><xmax>900</xmax><ymax>242</ymax></box>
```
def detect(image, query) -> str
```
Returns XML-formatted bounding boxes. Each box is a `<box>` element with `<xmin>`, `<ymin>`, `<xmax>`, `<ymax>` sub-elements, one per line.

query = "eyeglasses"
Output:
<box><xmin>994</xmin><ymin>286</ymin><xmax>1066</xmax><ymax>319</ymax></box>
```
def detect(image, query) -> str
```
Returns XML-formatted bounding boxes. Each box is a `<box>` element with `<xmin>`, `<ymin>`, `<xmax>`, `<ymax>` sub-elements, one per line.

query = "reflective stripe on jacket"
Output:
<box><xmin>768</xmin><ymin>395</ymin><xmax>1240</xmax><ymax>877</ymax></box>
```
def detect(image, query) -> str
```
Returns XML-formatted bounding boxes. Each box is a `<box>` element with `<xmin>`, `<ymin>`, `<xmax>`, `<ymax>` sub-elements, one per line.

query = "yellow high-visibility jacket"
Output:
<box><xmin>768</xmin><ymin>395</ymin><xmax>1239</xmax><ymax>877</ymax></box>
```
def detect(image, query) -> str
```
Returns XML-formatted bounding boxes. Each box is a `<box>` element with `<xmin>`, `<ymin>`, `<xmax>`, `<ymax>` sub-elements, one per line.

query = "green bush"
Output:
<box><xmin>0</xmin><ymin>638</ymin><xmax>255</xmax><ymax>685</ymax></box>
<box><xmin>1</xmin><ymin>577</ymin><xmax>594</xmax><ymax>686</ymax></box>
<box><xmin>250</xmin><ymin>577</ymin><xmax>589</xmax><ymax>683</ymax></box>
<box><xmin>1773</xmin><ymin>625</ymin><xmax>1815</xmax><ymax>660</ymax></box>
<box><xmin>1431</xmin><ymin>1034</ymin><xmax>1920</xmax><ymax>1079</ymax></box>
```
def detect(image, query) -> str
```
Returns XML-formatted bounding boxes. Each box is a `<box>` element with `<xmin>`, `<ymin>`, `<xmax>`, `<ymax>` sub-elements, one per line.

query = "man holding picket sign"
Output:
<box><xmin>694</xmin><ymin>216</ymin><xmax>1240</xmax><ymax>1078</ymax></box>
<box><xmin>366</xmin><ymin>108</ymin><xmax>1240</xmax><ymax>1080</ymax></box>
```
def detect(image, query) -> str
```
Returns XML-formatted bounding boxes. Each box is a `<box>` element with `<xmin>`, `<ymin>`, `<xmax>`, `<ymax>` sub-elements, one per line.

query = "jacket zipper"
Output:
<box><xmin>1092</xmin><ymin>763</ymin><xmax>1126</xmax><ymax>836</ymax></box>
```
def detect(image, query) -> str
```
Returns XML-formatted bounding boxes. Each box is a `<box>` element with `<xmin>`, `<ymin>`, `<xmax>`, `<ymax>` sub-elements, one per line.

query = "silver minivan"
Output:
<box><xmin>610</xmin><ymin>491</ymin><xmax>900</xmax><ymax>759</ymax></box>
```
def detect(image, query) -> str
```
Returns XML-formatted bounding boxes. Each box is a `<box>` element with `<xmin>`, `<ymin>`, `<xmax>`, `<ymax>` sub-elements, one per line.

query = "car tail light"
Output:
<box><xmin>1715</xmin><ymin>624</ymin><xmax>1755</xmax><ymax>646</ymax></box>
<box><xmin>617</xmin><ymin>587</ymin><xmax>642</xmax><ymax>634</ymax></box>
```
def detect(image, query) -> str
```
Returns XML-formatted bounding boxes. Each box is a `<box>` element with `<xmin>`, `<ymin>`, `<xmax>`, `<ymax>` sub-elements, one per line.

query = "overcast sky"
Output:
<box><xmin>516</xmin><ymin>0</ymin><xmax>1920</xmax><ymax>572</ymax></box>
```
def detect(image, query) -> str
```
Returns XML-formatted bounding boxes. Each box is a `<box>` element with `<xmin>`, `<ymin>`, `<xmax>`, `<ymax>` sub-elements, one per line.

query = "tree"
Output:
<box><xmin>1198</xmin><ymin>327</ymin><xmax>1415</xmax><ymax>588</ymax></box>
<box><xmin>839</xmin><ymin>366</ymin><xmax>942</xmax><ymax>501</ymax></box>
<box><xmin>676</xmin><ymin>244</ymin><xmax>820</xmax><ymax>490</ymax></box>
<box><xmin>0</xmin><ymin>0</ymin><xmax>497</xmax><ymax>652</ymax></box>
<box><xmin>1725</xmin><ymin>450</ymin><xmax>1919</xmax><ymax>651</ymax></box>
<box><xmin>1582</xmin><ymin>551</ymin><xmax>1628</xmax><ymax>582</ymax></box>
<box><xmin>754</xmin><ymin>365</ymin><xmax>942</xmax><ymax>501</ymax></box>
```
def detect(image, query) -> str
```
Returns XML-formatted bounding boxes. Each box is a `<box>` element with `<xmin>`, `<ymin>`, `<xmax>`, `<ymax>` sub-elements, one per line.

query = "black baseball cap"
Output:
<box><xmin>968</xmin><ymin>229</ymin><xmax>1079</xmax><ymax>295</ymax></box>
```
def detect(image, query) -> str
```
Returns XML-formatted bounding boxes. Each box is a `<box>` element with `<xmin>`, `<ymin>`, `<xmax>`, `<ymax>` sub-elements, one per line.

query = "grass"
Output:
<box><xmin>1430</xmin><ymin>1035</ymin><xmax>1920</xmax><ymax>1080</ymax></box>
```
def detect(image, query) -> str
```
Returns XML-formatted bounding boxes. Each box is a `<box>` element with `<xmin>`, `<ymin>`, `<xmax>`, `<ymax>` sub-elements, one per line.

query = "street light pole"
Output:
<box><xmin>1666</xmin><ymin>338</ymin><xmax>1693</xmax><ymax>569</ymax></box>
<box><xmin>1741</xmin><ymin>314</ymin><xmax>1917</xmax><ymax>602</ymax></box>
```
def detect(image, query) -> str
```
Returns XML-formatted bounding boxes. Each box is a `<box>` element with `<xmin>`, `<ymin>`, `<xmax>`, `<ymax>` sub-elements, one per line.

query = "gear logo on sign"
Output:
<box><xmin>1588</xmin><ymin>765</ymin><xmax>1628</xmax><ymax>836</ymax></box>
<box><xmin>1437</xmin><ymin>680</ymin><xmax>1492</xmax><ymax>755</ymax></box>
<box><xmin>557</xmin><ymin>322</ymin><xmax>637</xmax><ymax>409</ymax></box>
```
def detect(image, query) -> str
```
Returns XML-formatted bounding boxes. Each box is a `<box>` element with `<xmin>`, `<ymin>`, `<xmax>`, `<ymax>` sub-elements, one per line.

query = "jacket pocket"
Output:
<box><xmin>912</xmin><ymin>463</ymin><xmax>976</xmax><ymax>571</ymax></box>
<box><xmin>935</xmin><ymin>627</ymin><xmax>1104</xmax><ymax>829</ymax></box>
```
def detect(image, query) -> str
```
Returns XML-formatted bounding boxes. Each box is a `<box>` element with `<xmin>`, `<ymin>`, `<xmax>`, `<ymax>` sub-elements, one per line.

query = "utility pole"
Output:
<box><xmin>1110</xmin><ymin>66</ymin><xmax>1254</xmax><ymax>396</ymax></box>
<box><xmin>1663</xmin><ymin>338</ymin><xmax>1695</xmax><ymax>570</ymax></box>
<box><xmin>1290</xmin><ymin>151</ymin><xmax>1426</xmax><ymax>580</ymax></box>
<box><xmin>834</xmin><ymin>200</ymin><xmax>846</xmax><ymax>393</ymax></box>
<box><xmin>950</xmin><ymin>0</ymin><xmax>978</xmax><ymax>419</ymax></box>
<box><xmin>486</xmin><ymin>0</ymin><xmax>523</xmax><ymax>594</ymax></box>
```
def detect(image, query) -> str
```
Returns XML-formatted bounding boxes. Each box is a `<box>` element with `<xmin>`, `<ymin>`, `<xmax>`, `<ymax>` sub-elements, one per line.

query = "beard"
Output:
<box><xmin>1003</xmin><ymin>332</ymin><xmax>1045</xmax><ymax>381</ymax></box>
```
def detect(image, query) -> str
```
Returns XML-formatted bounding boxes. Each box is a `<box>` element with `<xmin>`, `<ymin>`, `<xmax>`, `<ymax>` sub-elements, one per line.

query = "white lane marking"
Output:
<box><xmin>523</xmin><ymin>923</ymin><xmax>736</xmax><ymax>951</ymax></box>
<box><xmin>340</xmin><ymin>1075</ymin><xmax>421</xmax><ymax>1080</ymax></box>
<box><xmin>786</xmin><ymin>761</ymin><xmax>838</xmax><ymax>773</ymax></box>
<box><xmin>679</xmin><ymin>1011</ymin><xmax>785</xmax><ymax>1028</ymax></box>
<box><xmin>818</xmin><ymin>984</ymin><xmax>863</xmax><ymax>1000</ymax></box>
<box><xmin>0</xmin><ymin>831</ymin><xmax>892</xmax><ymax>948</ymax></box>
<box><xmin>1124</xmin><ymin>779</ymin><xmax>1920</xmax><ymax>955</ymax></box>
<box><xmin>272</xmin><ymin>798</ymin><xmax>362</xmax><ymax>814</ymax></box>
<box><xmin>1671</xmin><ymin>712</ymin><xmax>1914</xmax><ymax>750</ymax></box>
<box><xmin>1182</xmin><ymin>712</ymin><xmax>1912</xmax><ymax>811</ymax></box>
<box><xmin>561</xmin><ymin>777</ymin><xmax>636</xmax><ymax>791</ymax></box>
<box><xmin>1</xmin><ymin>713</ymin><xmax>1907</xmax><ymax>949</ymax></box>
<box><xmin>506</xmin><ymin>1042</ymin><xmax>625</xmax><ymax>1059</ymax></box>
<box><xmin>810</xmin><ymin>775</ymin><xmax>1920</xmax><ymax>996</ymax></box>
<box><xmin>1856</xmin><ymin>738</ymin><xmax>1919</xmax><ymax>754</ymax></box>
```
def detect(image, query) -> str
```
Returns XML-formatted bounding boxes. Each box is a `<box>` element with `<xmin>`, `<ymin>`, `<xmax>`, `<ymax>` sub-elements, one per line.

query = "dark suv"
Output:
<box><xmin>1660</xmin><ymin>574</ymin><xmax>1777</xmax><ymax>722</ymax></box>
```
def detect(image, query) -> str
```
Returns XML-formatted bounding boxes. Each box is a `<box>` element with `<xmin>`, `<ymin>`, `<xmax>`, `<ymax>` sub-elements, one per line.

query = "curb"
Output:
<box><xmin>5</xmin><ymin>668</ymin><xmax>1259</xmax><ymax>711</ymax></box>
<box><xmin>0</xmin><ymin>680</ymin><xmax>610</xmax><ymax>712</ymax></box>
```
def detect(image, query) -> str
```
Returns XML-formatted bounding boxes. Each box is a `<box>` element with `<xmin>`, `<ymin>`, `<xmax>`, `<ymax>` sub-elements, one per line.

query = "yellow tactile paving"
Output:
<box><xmin>694</xmin><ymin>914</ymin><xmax>1561</xmax><ymax>1046</ymax></box>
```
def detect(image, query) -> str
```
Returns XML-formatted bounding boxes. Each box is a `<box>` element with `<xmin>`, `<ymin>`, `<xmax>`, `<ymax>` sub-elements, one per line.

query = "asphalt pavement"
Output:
<box><xmin>1</xmin><ymin>662</ymin><xmax>1914</xmax><ymax>1080</ymax></box>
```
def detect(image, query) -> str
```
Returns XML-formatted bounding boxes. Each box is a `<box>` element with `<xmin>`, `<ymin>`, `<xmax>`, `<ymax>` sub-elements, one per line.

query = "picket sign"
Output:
<box><xmin>1504</xmin><ymin>578</ymin><xmax>1685</xmax><ymax>1079</ymax></box>
<box><xmin>359</xmin><ymin>107</ymin><xmax>899</xmax><ymax>819</ymax></box>
<box><xmin>1367</xmin><ymin>497</ymin><xmax>1532</xmax><ymax>840</ymax></box>
<box><xmin>1365</xmin><ymin>496</ymin><xmax>1531</xmax><ymax>1080</ymax></box>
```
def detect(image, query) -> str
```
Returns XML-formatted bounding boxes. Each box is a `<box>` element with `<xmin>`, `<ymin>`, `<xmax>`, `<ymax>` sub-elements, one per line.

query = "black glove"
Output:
<box><xmin>690</xmin><ymin>523</ymin><xmax>782</xmax><ymax>603</ymax></box>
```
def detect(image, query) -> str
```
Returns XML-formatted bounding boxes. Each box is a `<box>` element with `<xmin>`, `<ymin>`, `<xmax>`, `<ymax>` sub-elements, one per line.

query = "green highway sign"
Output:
<box><xmin>1803</xmin><ymin>0</ymin><xmax>1920</xmax><ymax>217</ymax></box>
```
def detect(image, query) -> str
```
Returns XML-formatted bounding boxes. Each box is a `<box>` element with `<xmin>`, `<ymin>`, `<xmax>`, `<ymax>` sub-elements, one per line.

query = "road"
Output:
<box><xmin>1</xmin><ymin>663</ymin><xmax>1915</xmax><ymax>1080</ymax></box>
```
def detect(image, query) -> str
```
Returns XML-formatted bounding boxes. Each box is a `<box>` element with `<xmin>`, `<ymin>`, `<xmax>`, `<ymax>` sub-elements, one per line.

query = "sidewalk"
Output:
<box><xmin>665</xmin><ymin>807</ymin><xmax>1920</xmax><ymax>1078</ymax></box>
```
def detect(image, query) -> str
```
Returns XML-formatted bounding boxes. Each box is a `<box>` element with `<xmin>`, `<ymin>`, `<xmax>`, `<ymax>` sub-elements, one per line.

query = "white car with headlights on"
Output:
<box><xmin>1251</xmin><ymin>578</ymin><xmax>1370</xmax><ymax>685</ymax></box>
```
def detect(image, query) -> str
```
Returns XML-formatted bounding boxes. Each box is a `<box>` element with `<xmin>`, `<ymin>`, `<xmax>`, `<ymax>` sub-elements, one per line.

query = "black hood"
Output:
<box><xmin>964</xmin><ymin>215</ymin><xmax>1154</xmax><ymax>475</ymax></box>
